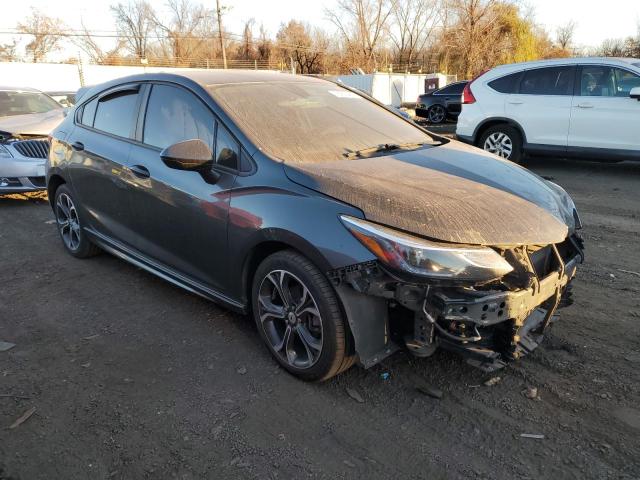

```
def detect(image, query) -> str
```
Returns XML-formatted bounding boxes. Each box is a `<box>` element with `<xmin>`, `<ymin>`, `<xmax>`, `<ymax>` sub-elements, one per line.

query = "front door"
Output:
<box><xmin>568</xmin><ymin>65</ymin><xmax>640</xmax><ymax>151</ymax></box>
<box><xmin>126</xmin><ymin>83</ymin><xmax>239</xmax><ymax>294</ymax></box>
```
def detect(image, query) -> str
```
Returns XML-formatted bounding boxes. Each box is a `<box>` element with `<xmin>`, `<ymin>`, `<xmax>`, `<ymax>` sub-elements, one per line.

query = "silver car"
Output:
<box><xmin>0</xmin><ymin>87</ymin><xmax>65</xmax><ymax>194</ymax></box>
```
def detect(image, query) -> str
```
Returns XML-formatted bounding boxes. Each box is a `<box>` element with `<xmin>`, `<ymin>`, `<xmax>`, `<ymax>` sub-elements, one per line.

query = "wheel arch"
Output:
<box><xmin>47</xmin><ymin>173</ymin><xmax>67</xmax><ymax>209</ymax></box>
<box><xmin>473</xmin><ymin>117</ymin><xmax>527</xmax><ymax>147</ymax></box>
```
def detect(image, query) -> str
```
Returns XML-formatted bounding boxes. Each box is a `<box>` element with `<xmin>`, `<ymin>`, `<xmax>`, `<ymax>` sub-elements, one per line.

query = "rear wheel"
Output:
<box><xmin>54</xmin><ymin>184</ymin><xmax>100</xmax><ymax>258</ymax></box>
<box><xmin>251</xmin><ymin>250</ymin><xmax>354</xmax><ymax>381</ymax></box>
<box><xmin>479</xmin><ymin>124</ymin><xmax>523</xmax><ymax>163</ymax></box>
<box><xmin>427</xmin><ymin>104</ymin><xmax>447</xmax><ymax>124</ymax></box>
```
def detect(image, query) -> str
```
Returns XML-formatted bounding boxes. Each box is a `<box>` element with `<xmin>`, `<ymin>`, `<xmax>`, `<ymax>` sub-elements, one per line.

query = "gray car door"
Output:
<box><xmin>68</xmin><ymin>84</ymin><xmax>143</xmax><ymax>247</ymax></box>
<box><xmin>125</xmin><ymin>83</ymin><xmax>238</xmax><ymax>294</ymax></box>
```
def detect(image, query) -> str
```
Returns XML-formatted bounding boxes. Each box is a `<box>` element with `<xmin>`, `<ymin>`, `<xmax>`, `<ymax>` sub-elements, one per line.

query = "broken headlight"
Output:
<box><xmin>340</xmin><ymin>215</ymin><xmax>513</xmax><ymax>282</ymax></box>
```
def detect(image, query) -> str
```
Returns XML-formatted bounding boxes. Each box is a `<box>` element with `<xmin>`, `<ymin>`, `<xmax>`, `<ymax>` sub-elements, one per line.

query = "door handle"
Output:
<box><xmin>70</xmin><ymin>141</ymin><xmax>84</xmax><ymax>151</ymax></box>
<box><xmin>576</xmin><ymin>103</ymin><xmax>594</xmax><ymax>108</ymax></box>
<box><xmin>508</xmin><ymin>100</ymin><xmax>524</xmax><ymax>105</ymax></box>
<box><xmin>130</xmin><ymin>165</ymin><xmax>150</xmax><ymax>179</ymax></box>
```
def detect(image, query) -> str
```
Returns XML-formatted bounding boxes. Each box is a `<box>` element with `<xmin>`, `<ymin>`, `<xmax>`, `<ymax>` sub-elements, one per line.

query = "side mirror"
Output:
<box><xmin>630</xmin><ymin>87</ymin><xmax>640</xmax><ymax>101</ymax></box>
<box><xmin>160</xmin><ymin>139</ymin><xmax>213</xmax><ymax>171</ymax></box>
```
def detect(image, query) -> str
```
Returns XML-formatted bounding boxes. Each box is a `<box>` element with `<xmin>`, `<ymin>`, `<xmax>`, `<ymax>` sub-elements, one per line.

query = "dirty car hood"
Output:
<box><xmin>284</xmin><ymin>141</ymin><xmax>574</xmax><ymax>246</ymax></box>
<box><xmin>0</xmin><ymin>109</ymin><xmax>65</xmax><ymax>138</ymax></box>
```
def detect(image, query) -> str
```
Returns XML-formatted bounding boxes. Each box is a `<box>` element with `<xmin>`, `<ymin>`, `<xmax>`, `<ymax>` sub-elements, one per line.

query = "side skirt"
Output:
<box><xmin>85</xmin><ymin>227</ymin><xmax>247</xmax><ymax>314</ymax></box>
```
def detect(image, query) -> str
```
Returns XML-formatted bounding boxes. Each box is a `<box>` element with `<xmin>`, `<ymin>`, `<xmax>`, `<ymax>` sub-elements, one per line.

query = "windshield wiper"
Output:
<box><xmin>344</xmin><ymin>142</ymin><xmax>429</xmax><ymax>159</ymax></box>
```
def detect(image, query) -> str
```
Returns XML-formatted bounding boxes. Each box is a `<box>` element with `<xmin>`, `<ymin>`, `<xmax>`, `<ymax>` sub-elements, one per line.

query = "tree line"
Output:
<box><xmin>1</xmin><ymin>0</ymin><xmax>639</xmax><ymax>79</ymax></box>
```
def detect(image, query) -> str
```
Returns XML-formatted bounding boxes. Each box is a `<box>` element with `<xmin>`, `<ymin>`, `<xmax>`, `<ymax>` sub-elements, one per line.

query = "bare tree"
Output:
<box><xmin>555</xmin><ymin>20</ymin><xmax>575</xmax><ymax>50</ymax></box>
<box><xmin>256</xmin><ymin>24</ymin><xmax>273</xmax><ymax>61</ymax></box>
<box><xmin>0</xmin><ymin>40</ymin><xmax>18</xmax><ymax>62</ymax></box>
<box><xmin>326</xmin><ymin>0</ymin><xmax>393</xmax><ymax>71</ymax></box>
<box><xmin>111</xmin><ymin>1</ymin><xmax>155</xmax><ymax>59</ymax></box>
<box><xmin>390</xmin><ymin>0</ymin><xmax>441</xmax><ymax>66</ymax></box>
<box><xmin>276</xmin><ymin>21</ymin><xmax>326</xmax><ymax>74</ymax></box>
<box><xmin>17</xmin><ymin>9</ymin><xmax>65</xmax><ymax>62</ymax></box>
<box><xmin>73</xmin><ymin>20</ymin><xmax>125</xmax><ymax>64</ymax></box>
<box><xmin>238</xmin><ymin>18</ymin><xmax>256</xmax><ymax>60</ymax></box>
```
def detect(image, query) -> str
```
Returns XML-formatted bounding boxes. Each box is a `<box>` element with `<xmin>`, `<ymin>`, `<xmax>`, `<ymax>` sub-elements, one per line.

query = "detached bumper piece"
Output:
<box><xmin>332</xmin><ymin>234</ymin><xmax>583</xmax><ymax>371</ymax></box>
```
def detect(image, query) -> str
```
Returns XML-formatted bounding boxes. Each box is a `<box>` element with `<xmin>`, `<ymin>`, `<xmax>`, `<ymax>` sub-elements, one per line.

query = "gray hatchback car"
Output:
<box><xmin>47</xmin><ymin>71</ymin><xmax>584</xmax><ymax>381</ymax></box>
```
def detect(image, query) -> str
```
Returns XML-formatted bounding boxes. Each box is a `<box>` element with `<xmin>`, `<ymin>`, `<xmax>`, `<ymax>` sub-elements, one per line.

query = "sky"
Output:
<box><xmin>1</xmin><ymin>0</ymin><xmax>639</xmax><ymax>60</ymax></box>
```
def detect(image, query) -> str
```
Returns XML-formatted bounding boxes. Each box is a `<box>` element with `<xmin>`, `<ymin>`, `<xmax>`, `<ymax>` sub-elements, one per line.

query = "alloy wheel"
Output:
<box><xmin>483</xmin><ymin>132</ymin><xmax>513</xmax><ymax>158</ymax></box>
<box><xmin>55</xmin><ymin>193</ymin><xmax>82</xmax><ymax>251</ymax></box>
<box><xmin>428</xmin><ymin>105</ymin><xmax>446</xmax><ymax>124</ymax></box>
<box><xmin>257</xmin><ymin>270</ymin><xmax>323</xmax><ymax>369</ymax></box>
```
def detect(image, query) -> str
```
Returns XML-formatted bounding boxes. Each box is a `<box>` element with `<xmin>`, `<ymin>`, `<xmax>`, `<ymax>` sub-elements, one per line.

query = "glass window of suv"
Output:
<box><xmin>579</xmin><ymin>66</ymin><xmax>618</xmax><ymax>96</ymax></box>
<box><xmin>143</xmin><ymin>84</ymin><xmax>215</xmax><ymax>151</ymax></box>
<box><xmin>488</xmin><ymin>72</ymin><xmax>522</xmax><ymax>93</ymax></box>
<box><xmin>613</xmin><ymin>68</ymin><xmax>640</xmax><ymax>97</ymax></box>
<box><xmin>435</xmin><ymin>82</ymin><xmax>466</xmax><ymax>95</ymax></box>
<box><xmin>215</xmin><ymin>122</ymin><xmax>239</xmax><ymax>169</ymax></box>
<box><xmin>520</xmin><ymin>67</ymin><xmax>574</xmax><ymax>95</ymax></box>
<box><xmin>93</xmin><ymin>90</ymin><xmax>139</xmax><ymax>138</ymax></box>
<box><xmin>80</xmin><ymin>97</ymin><xmax>98</xmax><ymax>127</ymax></box>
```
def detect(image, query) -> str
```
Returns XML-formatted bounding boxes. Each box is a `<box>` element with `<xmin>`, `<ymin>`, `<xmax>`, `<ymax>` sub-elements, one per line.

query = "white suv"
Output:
<box><xmin>456</xmin><ymin>57</ymin><xmax>640</xmax><ymax>163</ymax></box>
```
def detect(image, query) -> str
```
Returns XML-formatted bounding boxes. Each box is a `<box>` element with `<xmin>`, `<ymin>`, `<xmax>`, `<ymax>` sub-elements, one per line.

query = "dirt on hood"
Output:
<box><xmin>284</xmin><ymin>141</ymin><xmax>570</xmax><ymax>247</ymax></box>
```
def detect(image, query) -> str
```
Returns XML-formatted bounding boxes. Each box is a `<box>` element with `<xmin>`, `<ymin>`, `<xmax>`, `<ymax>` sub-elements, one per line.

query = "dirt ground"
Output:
<box><xmin>1</xmin><ymin>157</ymin><xmax>639</xmax><ymax>480</ymax></box>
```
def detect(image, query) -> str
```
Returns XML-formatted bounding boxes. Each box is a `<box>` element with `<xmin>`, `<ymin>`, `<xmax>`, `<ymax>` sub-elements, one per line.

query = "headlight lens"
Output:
<box><xmin>0</xmin><ymin>145</ymin><xmax>13</xmax><ymax>159</ymax></box>
<box><xmin>340</xmin><ymin>215</ymin><xmax>513</xmax><ymax>282</ymax></box>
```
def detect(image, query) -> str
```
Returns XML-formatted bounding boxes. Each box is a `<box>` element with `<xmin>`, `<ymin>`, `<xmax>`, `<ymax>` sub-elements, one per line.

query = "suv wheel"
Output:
<box><xmin>251</xmin><ymin>250</ymin><xmax>355</xmax><ymax>381</ymax></box>
<box><xmin>427</xmin><ymin>104</ymin><xmax>446</xmax><ymax>124</ymax></box>
<box><xmin>54</xmin><ymin>184</ymin><xmax>100</xmax><ymax>258</ymax></box>
<box><xmin>479</xmin><ymin>125</ymin><xmax>523</xmax><ymax>163</ymax></box>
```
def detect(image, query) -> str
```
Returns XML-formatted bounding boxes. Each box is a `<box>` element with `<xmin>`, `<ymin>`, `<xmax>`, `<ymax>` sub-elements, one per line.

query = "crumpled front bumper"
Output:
<box><xmin>0</xmin><ymin>153</ymin><xmax>46</xmax><ymax>193</ymax></box>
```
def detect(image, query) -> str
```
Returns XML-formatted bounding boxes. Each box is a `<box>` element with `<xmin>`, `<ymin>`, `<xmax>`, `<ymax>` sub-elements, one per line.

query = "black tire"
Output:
<box><xmin>53</xmin><ymin>184</ymin><xmax>100</xmax><ymax>258</ymax></box>
<box><xmin>251</xmin><ymin>250</ymin><xmax>355</xmax><ymax>382</ymax></box>
<box><xmin>427</xmin><ymin>104</ymin><xmax>447</xmax><ymax>124</ymax></box>
<box><xmin>478</xmin><ymin>124</ymin><xmax>523</xmax><ymax>163</ymax></box>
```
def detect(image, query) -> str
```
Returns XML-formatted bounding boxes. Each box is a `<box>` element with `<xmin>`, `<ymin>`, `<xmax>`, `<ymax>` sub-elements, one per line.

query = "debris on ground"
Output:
<box><xmin>523</xmin><ymin>386</ymin><xmax>538</xmax><ymax>399</ymax></box>
<box><xmin>346</xmin><ymin>387</ymin><xmax>364</xmax><ymax>403</ymax></box>
<box><xmin>82</xmin><ymin>334</ymin><xmax>100</xmax><ymax>341</ymax></box>
<box><xmin>520</xmin><ymin>433</ymin><xmax>545</xmax><ymax>439</ymax></box>
<box><xmin>484</xmin><ymin>376</ymin><xmax>501</xmax><ymax>387</ymax></box>
<box><xmin>343</xmin><ymin>460</ymin><xmax>356</xmax><ymax>468</ymax></box>
<box><xmin>414</xmin><ymin>378</ymin><xmax>443</xmax><ymax>399</ymax></box>
<box><xmin>0</xmin><ymin>341</ymin><xmax>16</xmax><ymax>352</ymax></box>
<box><xmin>9</xmin><ymin>406</ymin><xmax>36</xmax><ymax>429</ymax></box>
<box><xmin>380</xmin><ymin>372</ymin><xmax>390</xmax><ymax>381</ymax></box>
<box><xmin>81</xmin><ymin>362</ymin><xmax>91</xmax><ymax>368</ymax></box>
<box><xmin>618</xmin><ymin>269</ymin><xmax>640</xmax><ymax>278</ymax></box>
<box><xmin>236</xmin><ymin>366</ymin><xmax>247</xmax><ymax>375</ymax></box>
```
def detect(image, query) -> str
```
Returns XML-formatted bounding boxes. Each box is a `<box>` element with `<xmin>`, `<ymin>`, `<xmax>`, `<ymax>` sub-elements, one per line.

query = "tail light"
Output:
<box><xmin>462</xmin><ymin>70</ymin><xmax>488</xmax><ymax>105</ymax></box>
<box><xmin>462</xmin><ymin>82</ymin><xmax>476</xmax><ymax>104</ymax></box>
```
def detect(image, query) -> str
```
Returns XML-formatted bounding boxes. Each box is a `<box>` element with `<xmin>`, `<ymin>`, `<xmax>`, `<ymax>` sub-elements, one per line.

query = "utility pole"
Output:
<box><xmin>215</xmin><ymin>0</ymin><xmax>227</xmax><ymax>69</ymax></box>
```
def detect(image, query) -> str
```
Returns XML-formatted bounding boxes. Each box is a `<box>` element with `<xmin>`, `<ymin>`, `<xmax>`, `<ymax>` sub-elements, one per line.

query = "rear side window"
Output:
<box><xmin>613</xmin><ymin>68</ymin><xmax>640</xmax><ymax>96</ymax></box>
<box><xmin>80</xmin><ymin>98</ymin><xmax>98</xmax><ymax>127</ymax></box>
<box><xmin>143</xmin><ymin>84</ymin><xmax>214</xmax><ymax>150</ymax></box>
<box><xmin>215</xmin><ymin>122</ymin><xmax>239</xmax><ymax>169</ymax></box>
<box><xmin>520</xmin><ymin>67</ymin><xmax>574</xmax><ymax>96</ymax></box>
<box><xmin>488</xmin><ymin>72</ymin><xmax>522</xmax><ymax>93</ymax></box>
<box><xmin>436</xmin><ymin>82</ymin><xmax>466</xmax><ymax>95</ymax></box>
<box><xmin>93</xmin><ymin>90</ymin><xmax>139</xmax><ymax>138</ymax></box>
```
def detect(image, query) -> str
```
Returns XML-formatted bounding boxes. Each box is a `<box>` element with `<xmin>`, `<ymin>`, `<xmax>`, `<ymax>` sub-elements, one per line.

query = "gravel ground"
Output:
<box><xmin>1</xmin><ymin>157</ymin><xmax>639</xmax><ymax>479</ymax></box>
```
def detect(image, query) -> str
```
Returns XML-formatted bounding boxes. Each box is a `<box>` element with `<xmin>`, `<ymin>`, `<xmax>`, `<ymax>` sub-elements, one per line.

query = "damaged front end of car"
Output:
<box><xmin>329</xmin><ymin>216</ymin><xmax>584</xmax><ymax>372</ymax></box>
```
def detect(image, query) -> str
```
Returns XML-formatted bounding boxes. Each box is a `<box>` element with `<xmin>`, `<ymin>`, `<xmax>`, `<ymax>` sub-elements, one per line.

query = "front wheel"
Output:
<box><xmin>251</xmin><ymin>250</ymin><xmax>355</xmax><ymax>381</ymax></box>
<box><xmin>479</xmin><ymin>124</ymin><xmax>523</xmax><ymax>163</ymax></box>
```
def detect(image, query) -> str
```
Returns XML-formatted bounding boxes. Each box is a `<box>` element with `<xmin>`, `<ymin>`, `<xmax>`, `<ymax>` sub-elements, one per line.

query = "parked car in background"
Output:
<box><xmin>456</xmin><ymin>57</ymin><xmax>640</xmax><ymax>163</ymax></box>
<box><xmin>46</xmin><ymin>91</ymin><xmax>77</xmax><ymax>107</ymax></box>
<box><xmin>0</xmin><ymin>86</ymin><xmax>65</xmax><ymax>194</ymax></box>
<box><xmin>415</xmin><ymin>81</ymin><xmax>468</xmax><ymax>124</ymax></box>
<box><xmin>48</xmin><ymin>71</ymin><xmax>583</xmax><ymax>381</ymax></box>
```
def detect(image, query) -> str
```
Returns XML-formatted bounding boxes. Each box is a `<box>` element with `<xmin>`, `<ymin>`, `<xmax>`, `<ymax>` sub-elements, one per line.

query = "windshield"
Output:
<box><xmin>0</xmin><ymin>91</ymin><xmax>61</xmax><ymax>117</ymax></box>
<box><xmin>208</xmin><ymin>80</ymin><xmax>436</xmax><ymax>163</ymax></box>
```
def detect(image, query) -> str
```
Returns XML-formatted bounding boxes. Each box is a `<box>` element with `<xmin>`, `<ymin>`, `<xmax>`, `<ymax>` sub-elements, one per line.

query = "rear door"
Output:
<box><xmin>69</xmin><ymin>84</ymin><xmax>143</xmax><ymax>246</ymax></box>
<box><xmin>504</xmin><ymin>66</ymin><xmax>575</xmax><ymax>147</ymax></box>
<box><xmin>568</xmin><ymin>65</ymin><xmax>640</xmax><ymax>151</ymax></box>
<box><xmin>433</xmin><ymin>82</ymin><xmax>466</xmax><ymax>115</ymax></box>
<box><xmin>126</xmin><ymin>83</ymin><xmax>238</xmax><ymax>293</ymax></box>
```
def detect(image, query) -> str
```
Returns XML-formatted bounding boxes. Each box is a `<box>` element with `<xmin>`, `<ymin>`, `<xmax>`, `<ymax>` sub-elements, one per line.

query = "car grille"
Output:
<box><xmin>13</xmin><ymin>139</ymin><xmax>50</xmax><ymax>159</ymax></box>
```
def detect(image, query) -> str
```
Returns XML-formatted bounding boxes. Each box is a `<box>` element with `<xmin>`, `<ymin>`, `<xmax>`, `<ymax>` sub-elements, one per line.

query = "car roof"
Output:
<box><xmin>487</xmin><ymin>57</ymin><xmax>640</xmax><ymax>74</ymax></box>
<box><xmin>0</xmin><ymin>86</ymin><xmax>42</xmax><ymax>93</ymax></box>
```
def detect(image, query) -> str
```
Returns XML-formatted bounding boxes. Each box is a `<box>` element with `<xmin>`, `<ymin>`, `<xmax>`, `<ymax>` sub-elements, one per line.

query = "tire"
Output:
<box><xmin>53</xmin><ymin>184</ymin><xmax>100</xmax><ymax>258</ymax></box>
<box><xmin>427</xmin><ymin>104</ymin><xmax>447</xmax><ymax>124</ymax></box>
<box><xmin>478</xmin><ymin>124</ymin><xmax>523</xmax><ymax>163</ymax></box>
<box><xmin>251</xmin><ymin>250</ymin><xmax>355</xmax><ymax>382</ymax></box>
